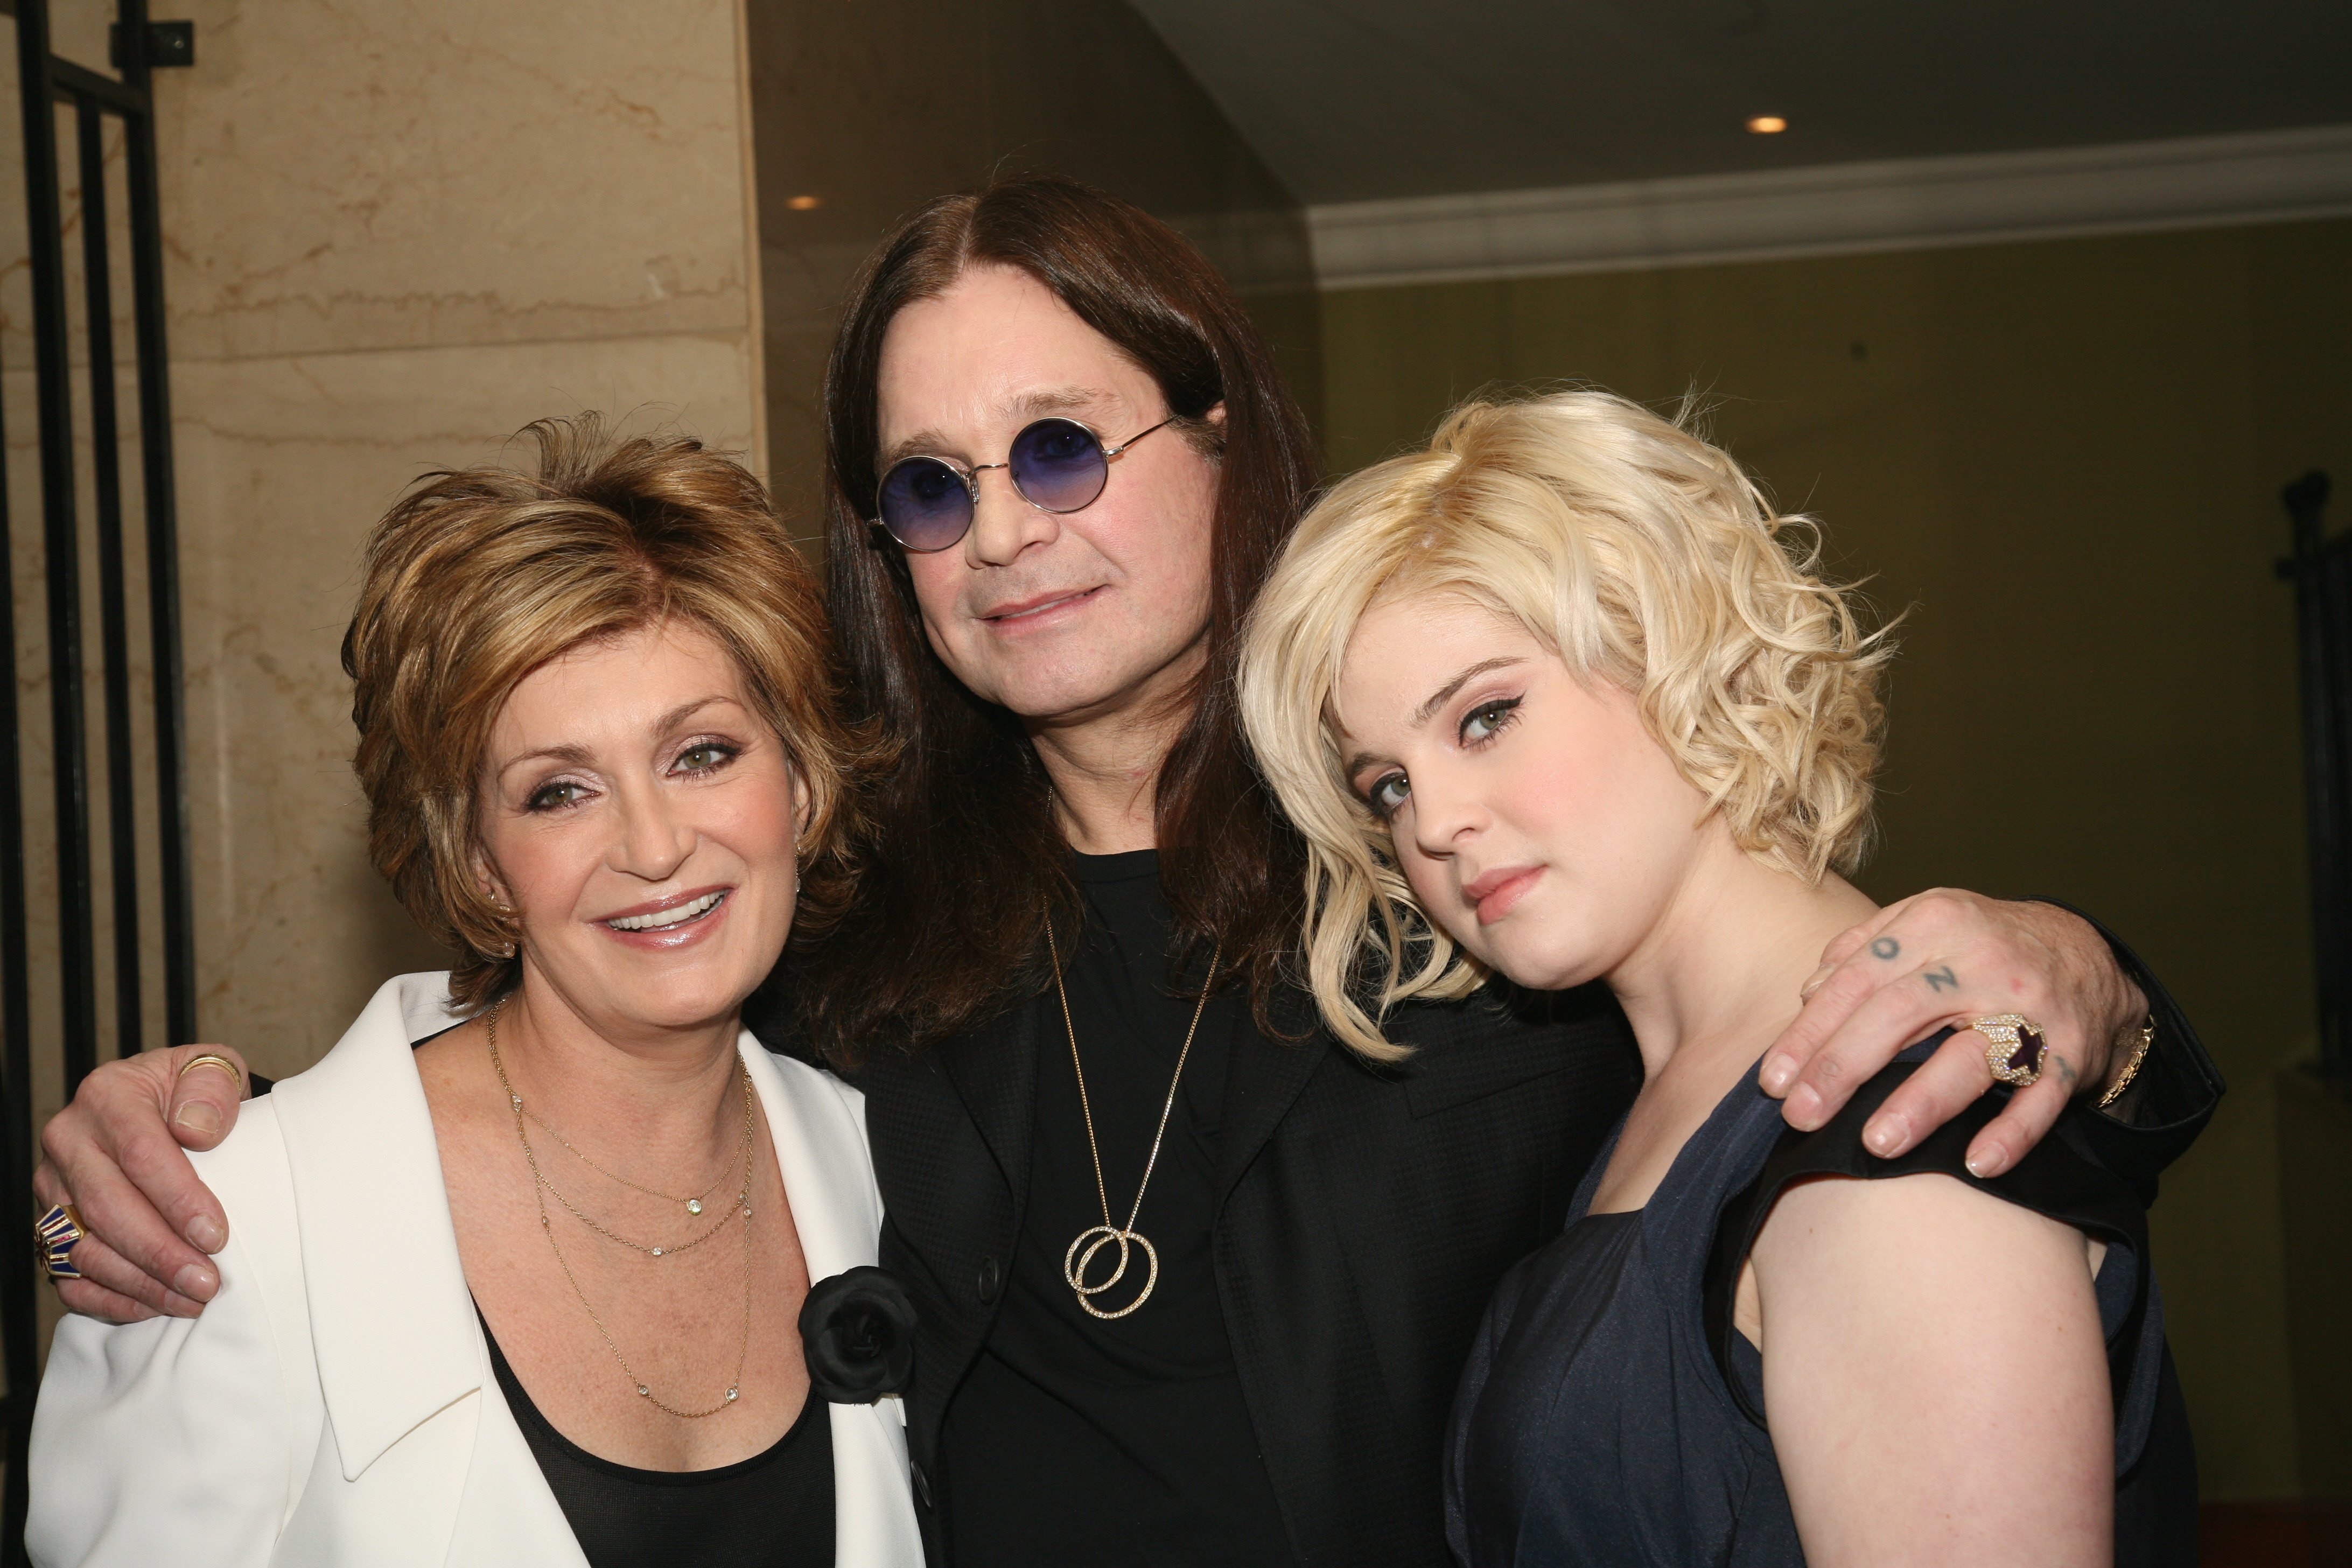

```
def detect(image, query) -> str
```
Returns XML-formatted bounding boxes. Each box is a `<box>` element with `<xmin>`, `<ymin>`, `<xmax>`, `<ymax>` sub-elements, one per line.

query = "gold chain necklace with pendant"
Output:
<box><xmin>488</xmin><ymin>1002</ymin><xmax>755</xmax><ymax>1418</ymax></box>
<box><xmin>1046</xmin><ymin>921</ymin><xmax>1220</xmax><ymax>1321</ymax></box>
<box><xmin>521</xmin><ymin>1097</ymin><xmax>742</xmax><ymax>1218</ymax></box>
<box><xmin>515</xmin><ymin>1087</ymin><xmax>753</xmax><ymax>1259</ymax></box>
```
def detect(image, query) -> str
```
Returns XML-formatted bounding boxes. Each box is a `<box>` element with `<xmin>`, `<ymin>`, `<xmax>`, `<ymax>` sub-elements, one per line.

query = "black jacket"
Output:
<box><xmin>845</xmin><ymin>983</ymin><xmax>1640</xmax><ymax>1568</ymax></box>
<box><xmin>828</xmin><ymin>908</ymin><xmax>2220</xmax><ymax>1568</ymax></box>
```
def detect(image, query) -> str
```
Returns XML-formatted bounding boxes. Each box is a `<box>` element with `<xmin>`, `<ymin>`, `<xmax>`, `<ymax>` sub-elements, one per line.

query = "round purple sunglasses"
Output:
<box><xmin>874</xmin><ymin>415</ymin><xmax>1174</xmax><ymax>552</ymax></box>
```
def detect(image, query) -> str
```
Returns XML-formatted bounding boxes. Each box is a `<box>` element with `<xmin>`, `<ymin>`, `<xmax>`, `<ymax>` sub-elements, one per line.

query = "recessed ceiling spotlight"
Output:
<box><xmin>1746</xmin><ymin>115</ymin><xmax>1788</xmax><ymax>135</ymax></box>
<box><xmin>787</xmin><ymin>194</ymin><xmax>823</xmax><ymax>211</ymax></box>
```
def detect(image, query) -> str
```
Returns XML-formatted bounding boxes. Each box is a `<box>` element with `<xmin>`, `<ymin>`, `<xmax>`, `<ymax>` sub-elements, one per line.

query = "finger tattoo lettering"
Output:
<box><xmin>1870</xmin><ymin>937</ymin><xmax>1901</xmax><ymax>960</ymax></box>
<box><xmin>1923</xmin><ymin>964</ymin><xmax>1958</xmax><ymax>992</ymax></box>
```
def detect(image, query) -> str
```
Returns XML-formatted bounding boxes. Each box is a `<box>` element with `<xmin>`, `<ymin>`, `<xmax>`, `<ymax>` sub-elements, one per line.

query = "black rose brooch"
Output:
<box><xmin>800</xmin><ymin>1266</ymin><xmax>917</xmax><ymax>1403</ymax></box>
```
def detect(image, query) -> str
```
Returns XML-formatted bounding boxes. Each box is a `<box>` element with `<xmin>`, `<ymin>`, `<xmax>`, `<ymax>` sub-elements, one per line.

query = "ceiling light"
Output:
<box><xmin>787</xmin><ymin>194</ymin><xmax>823</xmax><ymax>211</ymax></box>
<box><xmin>1746</xmin><ymin>115</ymin><xmax>1787</xmax><ymax>135</ymax></box>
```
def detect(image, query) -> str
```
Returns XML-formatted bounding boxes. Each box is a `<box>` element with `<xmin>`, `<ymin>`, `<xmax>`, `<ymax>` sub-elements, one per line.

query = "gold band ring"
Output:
<box><xmin>1971</xmin><ymin>1013</ymin><xmax>2050</xmax><ymax>1087</ymax></box>
<box><xmin>177</xmin><ymin>1052</ymin><xmax>241</xmax><ymax>1087</ymax></box>
<box><xmin>36</xmin><ymin>1202</ymin><xmax>86</xmax><ymax>1282</ymax></box>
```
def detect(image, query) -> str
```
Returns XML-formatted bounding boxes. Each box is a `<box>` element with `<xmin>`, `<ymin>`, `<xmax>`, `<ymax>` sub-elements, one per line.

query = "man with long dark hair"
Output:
<box><xmin>39</xmin><ymin>179</ymin><xmax>2216</xmax><ymax>1567</ymax></box>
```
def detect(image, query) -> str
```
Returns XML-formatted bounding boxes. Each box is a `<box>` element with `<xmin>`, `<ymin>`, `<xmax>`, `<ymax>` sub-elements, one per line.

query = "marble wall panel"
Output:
<box><xmin>6</xmin><ymin>0</ymin><xmax>767</xmax><ymax>1116</ymax></box>
<box><xmin>144</xmin><ymin>0</ymin><xmax>755</xmax><ymax>362</ymax></box>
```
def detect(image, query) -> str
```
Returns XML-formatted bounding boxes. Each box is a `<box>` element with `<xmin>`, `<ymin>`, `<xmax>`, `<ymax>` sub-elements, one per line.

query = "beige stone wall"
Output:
<box><xmin>5</xmin><ymin>1</ymin><xmax>769</xmax><ymax>1091</ymax></box>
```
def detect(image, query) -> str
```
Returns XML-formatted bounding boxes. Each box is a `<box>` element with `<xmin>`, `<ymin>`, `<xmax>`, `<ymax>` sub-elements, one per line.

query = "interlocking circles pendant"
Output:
<box><xmin>1046</xmin><ymin>922</ymin><xmax>1219</xmax><ymax>1324</ymax></box>
<box><xmin>1064</xmin><ymin>1223</ymin><xmax>1161</xmax><ymax>1320</ymax></box>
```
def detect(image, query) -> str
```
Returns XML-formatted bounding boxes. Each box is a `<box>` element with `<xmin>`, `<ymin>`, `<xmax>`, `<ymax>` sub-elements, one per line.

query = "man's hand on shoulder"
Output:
<box><xmin>34</xmin><ymin>1044</ymin><xmax>253</xmax><ymax>1322</ymax></box>
<box><xmin>1758</xmin><ymin>891</ymin><xmax>2145</xmax><ymax>1179</ymax></box>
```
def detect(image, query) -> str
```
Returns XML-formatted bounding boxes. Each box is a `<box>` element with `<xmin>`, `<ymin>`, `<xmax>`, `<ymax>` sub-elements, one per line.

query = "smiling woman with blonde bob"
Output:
<box><xmin>29</xmin><ymin>418</ymin><xmax>923</xmax><ymax>1567</ymax></box>
<box><xmin>1238</xmin><ymin>389</ymin><xmax>2193</xmax><ymax>1566</ymax></box>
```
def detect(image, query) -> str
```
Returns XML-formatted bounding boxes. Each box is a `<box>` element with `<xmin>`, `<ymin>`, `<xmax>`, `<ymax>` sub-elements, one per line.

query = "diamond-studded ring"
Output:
<box><xmin>1971</xmin><ymin>1012</ymin><xmax>2049</xmax><ymax>1087</ymax></box>
<box><xmin>36</xmin><ymin>1202</ymin><xmax>87</xmax><ymax>1282</ymax></box>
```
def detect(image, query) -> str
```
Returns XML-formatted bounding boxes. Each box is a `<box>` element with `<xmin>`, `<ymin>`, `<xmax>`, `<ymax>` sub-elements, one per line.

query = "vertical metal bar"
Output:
<box><xmin>2321</xmin><ymin>536</ymin><xmax>2352</xmax><ymax>1080</ymax></box>
<box><xmin>19</xmin><ymin>4</ymin><xmax>94</xmax><ymax>1099</ymax></box>
<box><xmin>6</xmin><ymin>10</ymin><xmax>72</xmax><ymax>1565</ymax></box>
<box><xmin>80</xmin><ymin>95</ymin><xmax>143</xmax><ymax>1060</ymax></box>
<box><xmin>0</xmin><ymin>171</ymin><xmax>32</xmax><ymax>1568</ymax></box>
<box><xmin>116</xmin><ymin>0</ymin><xmax>193</xmax><ymax>1045</ymax></box>
<box><xmin>2282</xmin><ymin>471</ymin><xmax>2344</xmax><ymax>1080</ymax></box>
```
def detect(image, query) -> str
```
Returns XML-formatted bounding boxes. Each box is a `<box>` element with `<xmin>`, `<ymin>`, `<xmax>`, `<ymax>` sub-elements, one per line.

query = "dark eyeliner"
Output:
<box><xmin>673</xmin><ymin>737</ymin><xmax>744</xmax><ymax>774</ymax></box>
<box><xmin>524</xmin><ymin>778</ymin><xmax>587</xmax><ymax>813</ymax></box>
<box><xmin>1459</xmin><ymin>695</ymin><xmax>1523</xmax><ymax>746</ymax></box>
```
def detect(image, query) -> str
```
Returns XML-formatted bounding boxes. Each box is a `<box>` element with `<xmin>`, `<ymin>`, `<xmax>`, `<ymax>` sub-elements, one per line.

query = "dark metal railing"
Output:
<box><xmin>2280</xmin><ymin>470</ymin><xmax>2350</xmax><ymax>1087</ymax></box>
<box><xmin>0</xmin><ymin>3</ymin><xmax>191</xmax><ymax>1560</ymax></box>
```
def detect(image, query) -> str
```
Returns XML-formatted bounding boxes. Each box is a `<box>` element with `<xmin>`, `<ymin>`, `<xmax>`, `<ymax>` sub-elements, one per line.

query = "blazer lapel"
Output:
<box><xmin>273</xmin><ymin>974</ymin><xmax>580</xmax><ymax>1568</ymax></box>
<box><xmin>743</xmin><ymin>1040</ymin><xmax>926</xmax><ymax>1567</ymax></box>
<box><xmin>272</xmin><ymin>974</ymin><xmax>483</xmax><ymax>1481</ymax></box>
<box><xmin>1215</xmin><ymin>1007</ymin><xmax>1333</xmax><ymax>1206</ymax></box>
<box><xmin>936</xmin><ymin>999</ymin><xmax>1042</xmax><ymax>1210</ymax></box>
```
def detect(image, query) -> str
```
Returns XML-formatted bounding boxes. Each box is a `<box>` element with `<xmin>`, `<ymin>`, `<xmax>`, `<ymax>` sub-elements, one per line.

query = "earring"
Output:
<box><xmin>490</xmin><ymin>895</ymin><xmax>517</xmax><ymax>958</ymax></box>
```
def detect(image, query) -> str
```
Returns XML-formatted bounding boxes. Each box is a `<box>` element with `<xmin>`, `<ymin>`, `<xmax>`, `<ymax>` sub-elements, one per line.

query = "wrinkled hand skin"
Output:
<box><xmin>1759</xmin><ymin>892</ymin><xmax>2146</xmax><ymax>1180</ymax></box>
<box><xmin>34</xmin><ymin>1044</ymin><xmax>252</xmax><ymax>1323</ymax></box>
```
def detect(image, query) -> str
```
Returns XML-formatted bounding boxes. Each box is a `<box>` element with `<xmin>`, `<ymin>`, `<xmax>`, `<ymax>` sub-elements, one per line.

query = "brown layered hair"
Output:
<box><xmin>797</xmin><ymin>177</ymin><xmax>1320</xmax><ymax>1059</ymax></box>
<box><xmin>344</xmin><ymin>415</ymin><xmax>881</xmax><ymax>1011</ymax></box>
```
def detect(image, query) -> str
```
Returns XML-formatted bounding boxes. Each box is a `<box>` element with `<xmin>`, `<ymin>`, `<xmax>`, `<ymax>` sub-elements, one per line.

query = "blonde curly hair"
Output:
<box><xmin>1238</xmin><ymin>389</ymin><xmax>1892</xmax><ymax>1060</ymax></box>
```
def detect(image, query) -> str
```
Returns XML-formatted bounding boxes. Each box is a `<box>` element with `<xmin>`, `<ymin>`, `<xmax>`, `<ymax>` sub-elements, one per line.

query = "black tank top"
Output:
<box><xmin>481</xmin><ymin>1311</ymin><xmax>836</xmax><ymax>1568</ymax></box>
<box><xmin>1446</xmin><ymin>1035</ymin><xmax>2197</xmax><ymax>1567</ymax></box>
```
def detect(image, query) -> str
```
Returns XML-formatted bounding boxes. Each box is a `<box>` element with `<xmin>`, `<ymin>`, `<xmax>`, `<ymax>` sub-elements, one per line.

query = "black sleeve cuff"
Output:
<box><xmin>2021</xmin><ymin>896</ymin><xmax>2225</xmax><ymax>1203</ymax></box>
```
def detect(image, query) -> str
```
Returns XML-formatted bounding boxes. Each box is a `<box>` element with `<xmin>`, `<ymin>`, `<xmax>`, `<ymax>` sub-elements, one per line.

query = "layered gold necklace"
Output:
<box><xmin>488</xmin><ymin>1002</ymin><xmax>756</xmax><ymax>1418</ymax></box>
<box><xmin>1046</xmin><ymin>922</ymin><xmax>1221</xmax><ymax>1321</ymax></box>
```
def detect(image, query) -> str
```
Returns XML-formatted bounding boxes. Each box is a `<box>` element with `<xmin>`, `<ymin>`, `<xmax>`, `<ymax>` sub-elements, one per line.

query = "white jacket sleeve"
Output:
<box><xmin>27</xmin><ymin>1106</ymin><xmax>317</xmax><ymax>1568</ymax></box>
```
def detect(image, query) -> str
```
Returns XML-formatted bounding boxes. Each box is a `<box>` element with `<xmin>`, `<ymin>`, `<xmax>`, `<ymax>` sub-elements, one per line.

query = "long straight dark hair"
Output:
<box><xmin>796</xmin><ymin>177</ymin><xmax>1320</xmax><ymax>1062</ymax></box>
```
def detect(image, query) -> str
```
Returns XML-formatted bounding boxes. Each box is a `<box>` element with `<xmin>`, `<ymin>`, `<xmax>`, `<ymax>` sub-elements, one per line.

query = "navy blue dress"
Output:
<box><xmin>1445</xmin><ymin>1037</ymin><xmax>2196</xmax><ymax>1567</ymax></box>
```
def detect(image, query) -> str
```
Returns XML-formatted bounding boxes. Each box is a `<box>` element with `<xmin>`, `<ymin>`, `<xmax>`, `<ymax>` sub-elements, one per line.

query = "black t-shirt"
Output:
<box><xmin>937</xmin><ymin>850</ymin><xmax>1299</xmax><ymax>1566</ymax></box>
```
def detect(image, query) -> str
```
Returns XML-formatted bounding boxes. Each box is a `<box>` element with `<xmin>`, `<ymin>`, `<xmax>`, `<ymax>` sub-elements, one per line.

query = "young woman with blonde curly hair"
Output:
<box><xmin>1239</xmin><ymin>389</ymin><xmax>2193</xmax><ymax>1567</ymax></box>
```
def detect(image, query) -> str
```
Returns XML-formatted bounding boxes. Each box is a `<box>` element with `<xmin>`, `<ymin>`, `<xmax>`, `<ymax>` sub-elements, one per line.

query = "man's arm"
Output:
<box><xmin>2023</xmin><ymin>897</ymin><xmax>2223</xmax><ymax>1203</ymax></box>
<box><xmin>32</xmin><ymin>1044</ymin><xmax>254</xmax><ymax>1322</ymax></box>
<box><xmin>1759</xmin><ymin>891</ymin><xmax>2221</xmax><ymax>1182</ymax></box>
<box><xmin>29</xmin><ymin>1109</ymin><xmax>307</xmax><ymax>1566</ymax></box>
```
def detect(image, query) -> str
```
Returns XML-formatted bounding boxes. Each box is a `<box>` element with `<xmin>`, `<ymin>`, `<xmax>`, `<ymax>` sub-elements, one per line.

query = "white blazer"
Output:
<box><xmin>27</xmin><ymin>972</ymin><xmax>924</xmax><ymax>1567</ymax></box>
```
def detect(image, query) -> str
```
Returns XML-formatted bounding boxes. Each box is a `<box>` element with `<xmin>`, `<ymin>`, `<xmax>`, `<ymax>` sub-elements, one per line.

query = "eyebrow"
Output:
<box><xmin>1337</xmin><ymin>656</ymin><xmax>1530</xmax><ymax>785</ymax></box>
<box><xmin>877</xmin><ymin>385</ymin><xmax>1116</xmax><ymax>471</ymax></box>
<box><xmin>493</xmin><ymin>695</ymin><xmax>737</xmax><ymax>780</ymax></box>
<box><xmin>1413</xmin><ymin>657</ymin><xmax>1525</xmax><ymax>727</ymax></box>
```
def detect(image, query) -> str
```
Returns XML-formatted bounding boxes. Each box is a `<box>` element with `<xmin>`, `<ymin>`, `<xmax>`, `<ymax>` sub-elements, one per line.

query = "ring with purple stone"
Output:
<box><xmin>1971</xmin><ymin>1013</ymin><xmax>2049</xmax><ymax>1086</ymax></box>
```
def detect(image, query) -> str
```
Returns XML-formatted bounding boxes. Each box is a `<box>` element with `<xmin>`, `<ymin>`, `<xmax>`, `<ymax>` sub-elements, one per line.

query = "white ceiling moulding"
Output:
<box><xmin>1307</xmin><ymin>124</ymin><xmax>2352</xmax><ymax>291</ymax></box>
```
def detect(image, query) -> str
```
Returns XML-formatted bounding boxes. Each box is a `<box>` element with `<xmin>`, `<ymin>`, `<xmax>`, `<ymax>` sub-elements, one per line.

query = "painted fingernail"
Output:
<box><xmin>173</xmin><ymin>1101</ymin><xmax>223</xmax><ymax>1137</ymax></box>
<box><xmin>1865</xmin><ymin>1120</ymin><xmax>1903</xmax><ymax>1157</ymax></box>
<box><xmin>1965</xmin><ymin>1147</ymin><xmax>2005</xmax><ymax>1179</ymax></box>
<box><xmin>1798</xmin><ymin>965</ymin><xmax>1834</xmax><ymax>1000</ymax></box>
<box><xmin>1786</xmin><ymin>1084</ymin><xmax>1823</xmax><ymax>1127</ymax></box>
<box><xmin>172</xmin><ymin>1261</ymin><xmax>219</xmax><ymax>1300</ymax></box>
<box><xmin>1760</xmin><ymin>1054</ymin><xmax>1797</xmax><ymax>1093</ymax></box>
<box><xmin>185</xmin><ymin>1214</ymin><xmax>226</xmax><ymax>1253</ymax></box>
